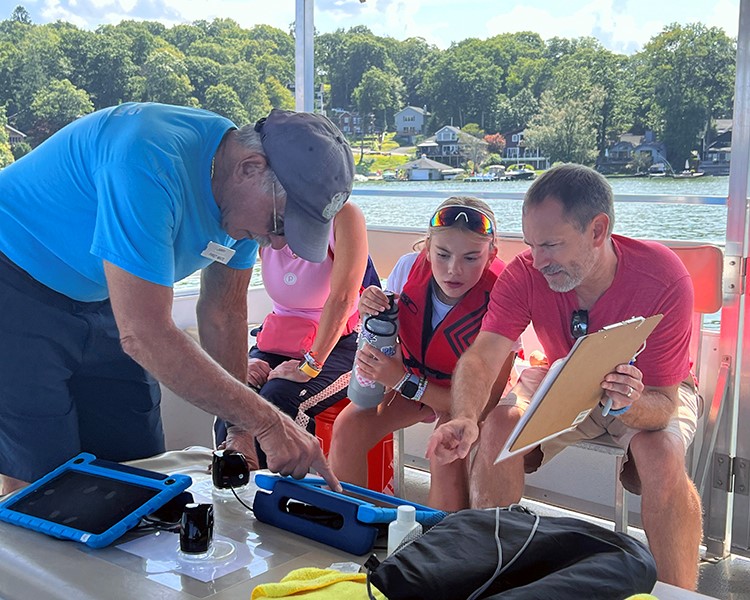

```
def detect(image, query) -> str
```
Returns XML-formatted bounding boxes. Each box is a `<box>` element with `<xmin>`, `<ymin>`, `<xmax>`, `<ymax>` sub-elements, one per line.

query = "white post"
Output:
<box><xmin>295</xmin><ymin>0</ymin><xmax>314</xmax><ymax>112</ymax></box>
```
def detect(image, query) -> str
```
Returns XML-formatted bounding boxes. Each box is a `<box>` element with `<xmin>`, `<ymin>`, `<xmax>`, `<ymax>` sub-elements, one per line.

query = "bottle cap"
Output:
<box><xmin>397</xmin><ymin>504</ymin><xmax>416</xmax><ymax>522</ymax></box>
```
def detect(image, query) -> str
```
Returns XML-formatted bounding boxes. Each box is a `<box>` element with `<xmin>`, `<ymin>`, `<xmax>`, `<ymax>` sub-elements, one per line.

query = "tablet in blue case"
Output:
<box><xmin>0</xmin><ymin>452</ymin><xmax>192</xmax><ymax>548</ymax></box>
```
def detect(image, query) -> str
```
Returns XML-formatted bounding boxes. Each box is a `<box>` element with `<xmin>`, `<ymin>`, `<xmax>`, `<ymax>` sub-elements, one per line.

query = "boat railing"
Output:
<box><xmin>351</xmin><ymin>187</ymin><xmax>727</xmax><ymax>206</ymax></box>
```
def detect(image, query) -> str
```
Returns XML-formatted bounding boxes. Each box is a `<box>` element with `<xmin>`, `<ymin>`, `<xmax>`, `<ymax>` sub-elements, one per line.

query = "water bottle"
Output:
<box><xmin>347</xmin><ymin>292</ymin><xmax>399</xmax><ymax>408</ymax></box>
<box><xmin>387</xmin><ymin>505</ymin><xmax>422</xmax><ymax>555</ymax></box>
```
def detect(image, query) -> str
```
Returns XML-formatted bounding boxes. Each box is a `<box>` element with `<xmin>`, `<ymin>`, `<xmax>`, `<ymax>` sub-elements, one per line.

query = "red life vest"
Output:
<box><xmin>398</xmin><ymin>251</ymin><xmax>505</xmax><ymax>386</ymax></box>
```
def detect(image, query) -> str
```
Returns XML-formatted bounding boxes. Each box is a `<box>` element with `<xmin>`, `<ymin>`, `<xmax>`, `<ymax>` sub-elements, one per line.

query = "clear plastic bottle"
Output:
<box><xmin>347</xmin><ymin>292</ymin><xmax>399</xmax><ymax>409</ymax></box>
<box><xmin>387</xmin><ymin>504</ymin><xmax>422</xmax><ymax>555</ymax></box>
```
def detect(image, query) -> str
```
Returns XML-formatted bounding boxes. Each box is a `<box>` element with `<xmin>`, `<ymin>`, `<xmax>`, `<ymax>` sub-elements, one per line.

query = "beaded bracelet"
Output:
<box><xmin>304</xmin><ymin>350</ymin><xmax>324</xmax><ymax>371</ymax></box>
<box><xmin>412</xmin><ymin>377</ymin><xmax>428</xmax><ymax>402</ymax></box>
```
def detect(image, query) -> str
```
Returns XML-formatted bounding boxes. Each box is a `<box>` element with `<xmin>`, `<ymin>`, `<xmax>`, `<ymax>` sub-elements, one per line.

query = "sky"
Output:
<box><xmin>2</xmin><ymin>0</ymin><xmax>741</xmax><ymax>54</ymax></box>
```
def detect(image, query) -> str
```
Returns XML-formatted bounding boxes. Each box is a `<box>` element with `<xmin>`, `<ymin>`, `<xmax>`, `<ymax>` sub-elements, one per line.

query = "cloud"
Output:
<box><xmin>704</xmin><ymin>0</ymin><xmax>739</xmax><ymax>38</ymax></box>
<box><xmin>38</xmin><ymin>0</ymin><xmax>183</xmax><ymax>28</ymax></box>
<box><xmin>483</xmin><ymin>0</ymin><xmax>706</xmax><ymax>54</ymax></box>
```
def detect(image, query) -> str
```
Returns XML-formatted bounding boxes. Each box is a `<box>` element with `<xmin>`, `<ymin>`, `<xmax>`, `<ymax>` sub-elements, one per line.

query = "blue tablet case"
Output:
<box><xmin>0</xmin><ymin>452</ymin><xmax>192</xmax><ymax>548</ymax></box>
<box><xmin>253</xmin><ymin>474</ymin><xmax>445</xmax><ymax>555</ymax></box>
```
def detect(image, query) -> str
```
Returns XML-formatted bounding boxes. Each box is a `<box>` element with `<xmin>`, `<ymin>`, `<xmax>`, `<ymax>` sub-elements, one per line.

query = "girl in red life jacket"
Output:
<box><xmin>329</xmin><ymin>197</ymin><xmax>517</xmax><ymax>511</ymax></box>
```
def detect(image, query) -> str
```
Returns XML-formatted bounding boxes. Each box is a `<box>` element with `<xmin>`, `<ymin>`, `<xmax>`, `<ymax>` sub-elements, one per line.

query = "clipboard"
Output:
<box><xmin>494</xmin><ymin>314</ymin><xmax>663</xmax><ymax>464</ymax></box>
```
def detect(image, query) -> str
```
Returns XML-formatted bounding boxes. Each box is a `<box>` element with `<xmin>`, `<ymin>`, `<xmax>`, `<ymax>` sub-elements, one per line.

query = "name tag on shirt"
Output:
<box><xmin>201</xmin><ymin>241</ymin><xmax>236</xmax><ymax>264</ymax></box>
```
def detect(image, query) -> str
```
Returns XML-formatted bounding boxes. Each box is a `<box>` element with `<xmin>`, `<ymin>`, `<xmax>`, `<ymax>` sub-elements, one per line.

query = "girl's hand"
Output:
<box><xmin>355</xmin><ymin>343</ymin><xmax>404</xmax><ymax>388</ymax></box>
<box><xmin>247</xmin><ymin>358</ymin><xmax>272</xmax><ymax>389</ymax></box>
<box><xmin>358</xmin><ymin>286</ymin><xmax>397</xmax><ymax>318</ymax></box>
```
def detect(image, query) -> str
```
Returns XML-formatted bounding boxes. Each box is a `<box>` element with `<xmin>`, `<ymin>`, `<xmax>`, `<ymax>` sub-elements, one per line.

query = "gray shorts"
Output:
<box><xmin>498</xmin><ymin>366</ymin><xmax>700</xmax><ymax>493</ymax></box>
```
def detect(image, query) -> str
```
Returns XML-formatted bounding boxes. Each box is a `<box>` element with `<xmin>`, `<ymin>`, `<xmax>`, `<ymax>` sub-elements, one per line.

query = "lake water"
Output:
<box><xmin>351</xmin><ymin>176</ymin><xmax>730</xmax><ymax>244</ymax></box>
<box><xmin>176</xmin><ymin>176</ymin><xmax>731</xmax><ymax>293</ymax></box>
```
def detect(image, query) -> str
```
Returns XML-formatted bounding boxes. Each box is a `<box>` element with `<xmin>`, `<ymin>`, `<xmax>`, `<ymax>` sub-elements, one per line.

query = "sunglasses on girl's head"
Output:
<box><xmin>429</xmin><ymin>205</ymin><xmax>494</xmax><ymax>236</ymax></box>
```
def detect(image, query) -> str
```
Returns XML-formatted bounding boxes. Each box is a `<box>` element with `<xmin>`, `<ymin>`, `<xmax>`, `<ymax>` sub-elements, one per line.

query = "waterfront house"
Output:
<box><xmin>700</xmin><ymin>119</ymin><xmax>731</xmax><ymax>176</ymax></box>
<box><xmin>633</xmin><ymin>131</ymin><xmax>668</xmax><ymax>167</ymax></box>
<box><xmin>501</xmin><ymin>128</ymin><xmax>549</xmax><ymax>170</ymax></box>
<box><xmin>394</xmin><ymin>106</ymin><xmax>428</xmax><ymax>144</ymax></box>
<box><xmin>4</xmin><ymin>124</ymin><xmax>27</xmax><ymax>146</ymax></box>
<box><xmin>416</xmin><ymin>125</ymin><xmax>488</xmax><ymax>168</ymax></box>
<box><xmin>397</xmin><ymin>155</ymin><xmax>455</xmax><ymax>181</ymax></box>
<box><xmin>598</xmin><ymin>131</ymin><xmax>668</xmax><ymax>174</ymax></box>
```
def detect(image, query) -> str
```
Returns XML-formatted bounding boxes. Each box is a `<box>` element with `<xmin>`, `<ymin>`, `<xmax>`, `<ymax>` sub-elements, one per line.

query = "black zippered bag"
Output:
<box><xmin>369</xmin><ymin>506</ymin><xmax>657</xmax><ymax>600</ymax></box>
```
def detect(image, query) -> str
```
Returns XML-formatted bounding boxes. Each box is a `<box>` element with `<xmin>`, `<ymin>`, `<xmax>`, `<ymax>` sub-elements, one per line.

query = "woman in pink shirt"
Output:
<box><xmin>215</xmin><ymin>202</ymin><xmax>371</xmax><ymax>468</ymax></box>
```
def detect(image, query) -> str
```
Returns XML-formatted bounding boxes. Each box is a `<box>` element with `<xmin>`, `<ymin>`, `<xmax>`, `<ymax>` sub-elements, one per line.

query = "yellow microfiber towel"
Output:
<box><xmin>624</xmin><ymin>595</ymin><xmax>659</xmax><ymax>600</ymax></box>
<box><xmin>251</xmin><ymin>567</ymin><xmax>387</xmax><ymax>599</ymax></box>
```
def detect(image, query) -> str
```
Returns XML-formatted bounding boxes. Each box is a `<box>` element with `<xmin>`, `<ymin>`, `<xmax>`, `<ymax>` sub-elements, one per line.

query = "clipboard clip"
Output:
<box><xmin>602</xmin><ymin>316</ymin><xmax>645</xmax><ymax>331</ymax></box>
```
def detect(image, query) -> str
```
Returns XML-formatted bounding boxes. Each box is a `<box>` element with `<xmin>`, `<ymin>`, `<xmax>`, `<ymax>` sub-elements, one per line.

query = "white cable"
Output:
<box><xmin>467</xmin><ymin>508</ymin><xmax>503</xmax><ymax>600</ymax></box>
<box><xmin>467</xmin><ymin>506</ymin><xmax>541</xmax><ymax>600</ymax></box>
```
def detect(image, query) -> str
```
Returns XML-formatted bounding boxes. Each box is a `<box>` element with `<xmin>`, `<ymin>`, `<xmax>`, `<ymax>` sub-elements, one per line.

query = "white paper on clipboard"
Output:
<box><xmin>494</xmin><ymin>314</ymin><xmax>664</xmax><ymax>465</ymax></box>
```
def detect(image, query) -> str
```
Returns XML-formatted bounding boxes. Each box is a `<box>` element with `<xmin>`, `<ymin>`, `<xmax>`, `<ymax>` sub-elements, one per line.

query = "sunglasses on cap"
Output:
<box><xmin>429</xmin><ymin>205</ymin><xmax>494</xmax><ymax>236</ymax></box>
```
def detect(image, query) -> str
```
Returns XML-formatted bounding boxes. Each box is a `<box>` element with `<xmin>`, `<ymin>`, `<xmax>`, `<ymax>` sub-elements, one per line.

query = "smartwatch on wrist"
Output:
<box><xmin>398</xmin><ymin>374</ymin><xmax>421</xmax><ymax>400</ymax></box>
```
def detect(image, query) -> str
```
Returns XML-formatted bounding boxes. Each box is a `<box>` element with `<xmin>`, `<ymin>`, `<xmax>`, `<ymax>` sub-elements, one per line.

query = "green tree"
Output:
<box><xmin>0</xmin><ymin>105</ymin><xmax>14</xmax><ymax>167</ymax></box>
<box><xmin>10</xmin><ymin>5</ymin><xmax>32</xmax><ymax>25</ymax></box>
<box><xmin>352</xmin><ymin>66</ymin><xmax>404</xmax><ymax>131</ymax></box>
<box><xmin>11</xmin><ymin>140</ymin><xmax>31</xmax><ymax>160</ymax></box>
<box><xmin>459</xmin><ymin>132</ymin><xmax>489</xmax><ymax>172</ymax></box>
<box><xmin>462</xmin><ymin>123</ymin><xmax>485</xmax><ymax>138</ymax></box>
<box><xmin>186</xmin><ymin>55</ymin><xmax>221</xmax><ymax>105</ymax></box>
<box><xmin>550</xmin><ymin>38</ymin><xmax>629</xmax><ymax>159</ymax></box>
<box><xmin>493</xmin><ymin>89</ymin><xmax>540</xmax><ymax>133</ymax></box>
<box><xmin>106</xmin><ymin>20</ymin><xmax>164</xmax><ymax>66</ymax></box>
<box><xmin>388</xmin><ymin>36</ymin><xmax>439</xmax><ymax>108</ymax></box>
<box><xmin>322</xmin><ymin>30</ymin><xmax>395</xmax><ymax>107</ymax></box>
<box><xmin>164</xmin><ymin>23</ymin><xmax>205</xmax><ymax>54</ymax></box>
<box><xmin>635</xmin><ymin>23</ymin><xmax>735</xmax><ymax>169</ymax></box>
<box><xmin>204</xmin><ymin>83</ymin><xmax>249</xmax><ymax>125</ymax></box>
<box><xmin>142</xmin><ymin>47</ymin><xmax>196</xmax><ymax>106</ymax></box>
<box><xmin>525</xmin><ymin>87</ymin><xmax>603</xmax><ymax>165</ymax></box>
<box><xmin>29</xmin><ymin>78</ymin><xmax>94</xmax><ymax>141</ymax></box>
<box><xmin>59</xmin><ymin>27</ymin><xmax>139</xmax><ymax>109</ymax></box>
<box><xmin>12</xmin><ymin>25</ymin><xmax>71</xmax><ymax>132</ymax></box>
<box><xmin>220</xmin><ymin>62</ymin><xmax>271</xmax><ymax>122</ymax></box>
<box><xmin>421</xmin><ymin>39</ymin><xmax>504</xmax><ymax>130</ymax></box>
<box><xmin>264</xmin><ymin>76</ymin><xmax>295</xmax><ymax>110</ymax></box>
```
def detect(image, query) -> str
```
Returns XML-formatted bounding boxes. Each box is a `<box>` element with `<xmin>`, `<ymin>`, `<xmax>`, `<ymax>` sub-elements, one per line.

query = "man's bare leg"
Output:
<box><xmin>0</xmin><ymin>474</ymin><xmax>26</xmax><ymax>496</ymax></box>
<box><xmin>469</xmin><ymin>405</ymin><xmax>526</xmax><ymax>508</ymax></box>
<box><xmin>630</xmin><ymin>431</ymin><xmax>702</xmax><ymax>590</ymax></box>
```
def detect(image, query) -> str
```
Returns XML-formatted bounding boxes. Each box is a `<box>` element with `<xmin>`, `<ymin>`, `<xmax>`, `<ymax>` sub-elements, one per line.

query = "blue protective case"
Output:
<box><xmin>253</xmin><ymin>474</ymin><xmax>442</xmax><ymax>555</ymax></box>
<box><xmin>0</xmin><ymin>452</ymin><xmax>192</xmax><ymax>548</ymax></box>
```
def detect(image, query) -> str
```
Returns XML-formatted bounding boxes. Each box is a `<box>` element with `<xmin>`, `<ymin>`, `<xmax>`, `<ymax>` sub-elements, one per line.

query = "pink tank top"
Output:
<box><xmin>261</xmin><ymin>228</ymin><xmax>358</xmax><ymax>326</ymax></box>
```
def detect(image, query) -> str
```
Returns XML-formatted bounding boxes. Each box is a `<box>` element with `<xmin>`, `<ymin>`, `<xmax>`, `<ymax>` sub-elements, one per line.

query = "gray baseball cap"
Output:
<box><xmin>254</xmin><ymin>109</ymin><xmax>355</xmax><ymax>262</ymax></box>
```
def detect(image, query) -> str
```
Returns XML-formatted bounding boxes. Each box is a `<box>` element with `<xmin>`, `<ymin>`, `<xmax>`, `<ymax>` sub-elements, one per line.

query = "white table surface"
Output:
<box><xmin>0</xmin><ymin>448</ymin><xmax>716</xmax><ymax>600</ymax></box>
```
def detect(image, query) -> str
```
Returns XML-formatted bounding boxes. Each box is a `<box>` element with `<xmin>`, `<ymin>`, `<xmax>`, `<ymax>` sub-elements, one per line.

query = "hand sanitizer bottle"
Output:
<box><xmin>387</xmin><ymin>504</ymin><xmax>422</xmax><ymax>555</ymax></box>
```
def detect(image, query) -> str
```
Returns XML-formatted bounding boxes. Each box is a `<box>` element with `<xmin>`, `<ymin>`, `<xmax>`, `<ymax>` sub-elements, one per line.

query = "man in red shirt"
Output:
<box><xmin>428</xmin><ymin>164</ymin><xmax>702</xmax><ymax>590</ymax></box>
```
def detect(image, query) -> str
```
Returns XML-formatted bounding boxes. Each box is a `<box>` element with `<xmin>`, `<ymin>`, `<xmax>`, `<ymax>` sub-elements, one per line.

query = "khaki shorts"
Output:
<box><xmin>498</xmin><ymin>366</ymin><xmax>701</xmax><ymax>494</ymax></box>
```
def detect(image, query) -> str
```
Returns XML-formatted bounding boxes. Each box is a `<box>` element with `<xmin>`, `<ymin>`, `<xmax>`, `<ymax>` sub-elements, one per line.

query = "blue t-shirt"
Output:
<box><xmin>0</xmin><ymin>102</ymin><xmax>258</xmax><ymax>301</ymax></box>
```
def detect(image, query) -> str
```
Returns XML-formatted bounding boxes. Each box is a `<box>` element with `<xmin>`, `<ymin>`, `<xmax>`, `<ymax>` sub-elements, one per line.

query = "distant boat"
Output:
<box><xmin>464</xmin><ymin>173</ymin><xmax>498</xmax><ymax>182</ymax></box>
<box><xmin>648</xmin><ymin>163</ymin><xmax>668</xmax><ymax>177</ymax></box>
<box><xmin>672</xmin><ymin>159</ymin><xmax>705</xmax><ymax>178</ymax></box>
<box><xmin>502</xmin><ymin>163</ymin><xmax>536</xmax><ymax>180</ymax></box>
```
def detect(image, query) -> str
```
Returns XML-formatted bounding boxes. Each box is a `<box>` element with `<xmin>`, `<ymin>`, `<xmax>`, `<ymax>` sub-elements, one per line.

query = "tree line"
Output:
<box><xmin>0</xmin><ymin>5</ymin><xmax>736</xmax><ymax>171</ymax></box>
